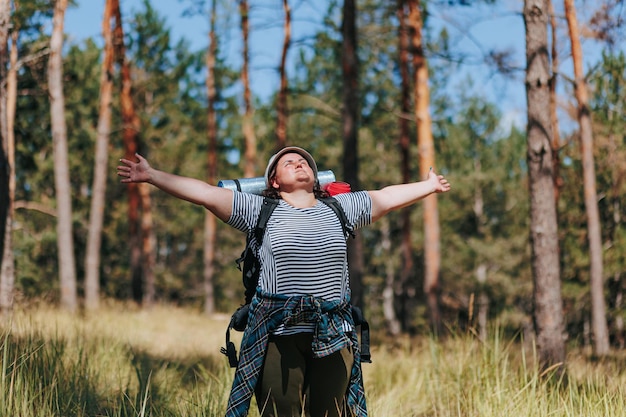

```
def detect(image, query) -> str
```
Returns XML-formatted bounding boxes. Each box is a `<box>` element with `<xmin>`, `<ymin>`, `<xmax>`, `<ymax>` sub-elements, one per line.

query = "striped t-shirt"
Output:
<box><xmin>227</xmin><ymin>190</ymin><xmax>372</xmax><ymax>334</ymax></box>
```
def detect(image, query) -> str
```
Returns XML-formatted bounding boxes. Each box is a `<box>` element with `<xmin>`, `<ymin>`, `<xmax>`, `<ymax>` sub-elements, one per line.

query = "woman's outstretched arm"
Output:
<box><xmin>368</xmin><ymin>169</ymin><xmax>451</xmax><ymax>222</ymax></box>
<box><xmin>117</xmin><ymin>153</ymin><xmax>233</xmax><ymax>222</ymax></box>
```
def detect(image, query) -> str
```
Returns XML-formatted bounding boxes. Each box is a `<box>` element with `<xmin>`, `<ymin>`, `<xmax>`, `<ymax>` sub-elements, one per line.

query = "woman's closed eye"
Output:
<box><xmin>283</xmin><ymin>159</ymin><xmax>308</xmax><ymax>168</ymax></box>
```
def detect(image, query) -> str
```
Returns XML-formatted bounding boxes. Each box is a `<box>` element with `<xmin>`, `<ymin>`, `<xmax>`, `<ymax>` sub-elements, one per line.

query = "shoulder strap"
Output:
<box><xmin>235</xmin><ymin>197</ymin><xmax>279</xmax><ymax>304</ymax></box>
<box><xmin>236</xmin><ymin>197</ymin><xmax>279</xmax><ymax>269</ymax></box>
<box><xmin>254</xmin><ymin>197</ymin><xmax>279</xmax><ymax>243</ymax></box>
<box><xmin>319</xmin><ymin>198</ymin><xmax>370</xmax><ymax>361</ymax></box>
<box><xmin>319</xmin><ymin>196</ymin><xmax>355</xmax><ymax>239</ymax></box>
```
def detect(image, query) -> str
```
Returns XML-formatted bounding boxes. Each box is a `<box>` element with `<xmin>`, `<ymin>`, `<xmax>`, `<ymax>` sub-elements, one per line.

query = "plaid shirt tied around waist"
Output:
<box><xmin>225</xmin><ymin>290</ymin><xmax>368</xmax><ymax>417</ymax></box>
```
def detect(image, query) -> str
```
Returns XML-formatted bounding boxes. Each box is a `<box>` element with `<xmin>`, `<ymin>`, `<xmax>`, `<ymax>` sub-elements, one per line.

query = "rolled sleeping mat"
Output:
<box><xmin>218</xmin><ymin>170</ymin><xmax>337</xmax><ymax>195</ymax></box>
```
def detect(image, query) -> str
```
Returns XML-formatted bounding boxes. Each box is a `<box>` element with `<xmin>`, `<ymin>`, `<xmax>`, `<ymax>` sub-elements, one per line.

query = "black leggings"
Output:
<box><xmin>255</xmin><ymin>333</ymin><xmax>354</xmax><ymax>417</ymax></box>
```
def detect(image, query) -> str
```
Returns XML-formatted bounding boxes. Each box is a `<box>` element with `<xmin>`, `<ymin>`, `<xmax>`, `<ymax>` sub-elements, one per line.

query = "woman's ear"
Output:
<box><xmin>270</xmin><ymin>176</ymin><xmax>279</xmax><ymax>190</ymax></box>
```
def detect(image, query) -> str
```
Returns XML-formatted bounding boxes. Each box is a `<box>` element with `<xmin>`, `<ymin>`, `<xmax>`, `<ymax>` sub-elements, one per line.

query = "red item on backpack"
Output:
<box><xmin>324</xmin><ymin>181</ymin><xmax>351</xmax><ymax>196</ymax></box>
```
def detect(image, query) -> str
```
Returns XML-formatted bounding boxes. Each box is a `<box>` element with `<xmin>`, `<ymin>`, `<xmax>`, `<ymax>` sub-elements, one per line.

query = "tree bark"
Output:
<box><xmin>523</xmin><ymin>0</ymin><xmax>566</xmax><ymax>371</ymax></box>
<box><xmin>240</xmin><ymin>0</ymin><xmax>256</xmax><ymax>177</ymax></box>
<box><xmin>0</xmin><ymin>0</ymin><xmax>13</xmax><ymax>312</ymax></box>
<box><xmin>548</xmin><ymin>0</ymin><xmax>563</xmax><ymax>201</ymax></box>
<box><xmin>85</xmin><ymin>0</ymin><xmax>115</xmax><ymax>310</ymax></box>
<box><xmin>49</xmin><ymin>0</ymin><xmax>77</xmax><ymax>312</ymax></box>
<box><xmin>393</xmin><ymin>0</ymin><xmax>410</xmax><ymax>335</ymax></box>
<box><xmin>139</xmin><ymin>182</ymin><xmax>156</xmax><ymax>307</ymax></box>
<box><xmin>203</xmin><ymin>0</ymin><xmax>218</xmax><ymax>315</ymax></box>
<box><xmin>563</xmin><ymin>0</ymin><xmax>609</xmax><ymax>356</ymax></box>
<box><xmin>475</xmin><ymin>264</ymin><xmax>489</xmax><ymax>338</ymax></box>
<box><xmin>3</xmin><ymin>16</ymin><xmax>16</xmax><ymax>311</ymax></box>
<box><xmin>607</xmin><ymin>133</ymin><xmax>624</xmax><ymax>348</ymax></box>
<box><xmin>473</xmin><ymin>156</ymin><xmax>488</xmax><ymax>339</ymax></box>
<box><xmin>611</xmin><ymin>272</ymin><xmax>623</xmax><ymax>348</ymax></box>
<box><xmin>275</xmin><ymin>0</ymin><xmax>290</xmax><ymax>149</ymax></box>
<box><xmin>0</xmin><ymin>0</ymin><xmax>11</xmax><ymax>312</ymax></box>
<box><xmin>113</xmin><ymin>0</ymin><xmax>145</xmax><ymax>304</ymax></box>
<box><xmin>341</xmin><ymin>0</ymin><xmax>364</xmax><ymax>310</ymax></box>
<box><xmin>381</xmin><ymin>216</ymin><xmax>401</xmax><ymax>335</ymax></box>
<box><xmin>408</xmin><ymin>0</ymin><xmax>441</xmax><ymax>335</ymax></box>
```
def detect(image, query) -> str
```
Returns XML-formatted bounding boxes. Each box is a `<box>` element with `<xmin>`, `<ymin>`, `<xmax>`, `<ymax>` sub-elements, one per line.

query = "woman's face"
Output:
<box><xmin>270</xmin><ymin>152</ymin><xmax>315</xmax><ymax>191</ymax></box>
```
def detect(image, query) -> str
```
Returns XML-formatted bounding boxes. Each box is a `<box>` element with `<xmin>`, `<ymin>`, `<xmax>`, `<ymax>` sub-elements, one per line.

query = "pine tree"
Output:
<box><xmin>524</xmin><ymin>0</ymin><xmax>566</xmax><ymax>370</ymax></box>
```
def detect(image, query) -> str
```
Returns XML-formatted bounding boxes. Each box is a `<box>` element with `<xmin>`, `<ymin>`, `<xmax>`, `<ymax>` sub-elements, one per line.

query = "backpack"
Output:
<box><xmin>220</xmin><ymin>196</ymin><xmax>371</xmax><ymax>367</ymax></box>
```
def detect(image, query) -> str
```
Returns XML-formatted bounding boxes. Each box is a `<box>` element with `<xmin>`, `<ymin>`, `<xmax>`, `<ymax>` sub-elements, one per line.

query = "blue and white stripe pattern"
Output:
<box><xmin>228</xmin><ymin>191</ymin><xmax>372</xmax><ymax>333</ymax></box>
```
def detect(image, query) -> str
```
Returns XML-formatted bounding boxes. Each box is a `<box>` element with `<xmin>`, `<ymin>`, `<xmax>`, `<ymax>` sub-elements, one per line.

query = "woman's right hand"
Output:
<box><xmin>117</xmin><ymin>153</ymin><xmax>152</xmax><ymax>183</ymax></box>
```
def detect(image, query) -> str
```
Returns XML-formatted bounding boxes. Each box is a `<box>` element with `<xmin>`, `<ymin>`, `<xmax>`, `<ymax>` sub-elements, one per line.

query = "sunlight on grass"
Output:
<box><xmin>1</xmin><ymin>303</ymin><xmax>237</xmax><ymax>417</ymax></box>
<box><xmin>364</xmin><ymin>329</ymin><xmax>626</xmax><ymax>417</ymax></box>
<box><xmin>1</xmin><ymin>304</ymin><xmax>625</xmax><ymax>416</ymax></box>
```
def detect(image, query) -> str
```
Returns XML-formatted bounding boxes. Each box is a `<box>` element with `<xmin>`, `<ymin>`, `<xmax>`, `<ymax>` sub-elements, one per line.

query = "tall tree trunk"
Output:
<box><xmin>139</xmin><ymin>182</ymin><xmax>156</xmax><ymax>306</ymax></box>
<box><xmin>608</xmin><ymin>135</ymin><xmax>623</xmax><ymax>348</ymax></box>
<box><xmin>139</xmin><ymin>104</ymin><xmax>156</xmax><ymax>308</ymax></box>
<box><xmin>6</xmin><ymin>10</ymin><xmax>17</xmax><ymax>311</ymax></box>
<box><xmin>275</xmin><ymin>0</ymin><xmax>290</xmax><ymax>149</ymax></box>
<box><xmin>204</xmin><ymin>211</ymin><xmax>217</xmax><ymax>315</ymax></box>
<box><xmin>381</xmin><ymin>216</ymin><xmax>401</xmax><ymax>335</ymax></box>
<box><xmin>85</xmin><ymin>0</ymin><xmax>115</xmax><ymax>310</ymax></box>
<box><xmin>113</xmin><ymin>0</ymin><xmax>144</xmax><ymax>303</ymax></box>
<box><xmin>203</xmin><ymin>0</ymin><xmax>218</xmax><ymax>315</ymax></box>
<box><xmin>341</xmin><ymin>0</ymin><xmax>364</xmax><ymax>310</ymax></box>
<box><xmin>239</xmin><ymin>0</ymin><xmax>256</xmax><ymax>177</ymax></box>
<box><xmin>0</xmin><ymin>0</ymin><xmax>14</xmax><ymax>308</ymax></box>
<box><xmin>392</xmin><ymin>0</ymin><xmax>410</xmax><ymax>335</ymax></box>
<box><xmin>0</xmin><ymin>0</ymin><xmax>13</xmax><ymax>312</ymax></box>
<box><xmin>611</xmin><ymin>272</ymin><xmax>623</xmax><ymax>348</ymax></box>
<box><xmin>475</xmin><ymin>264</ymin><xmax>488</xmax><ymax>338</ymax></box>
<box><xmin>563</xmin><ymin>0</ymin><xmax>609</xmax><ymax>356</ymax></box>
<box><xmin>3</xmin><ymin>14</ymin><xmax>16</xmax><ymax>312</ymax></box>
<box><xmin>523</xmin><ymin>0</ymin><xmax>566</xmax><ymax>371</ymax></box>
<box><xmin>473</xmin><ymin>157</ymin><xmax>488</xmax><ymax>339</ymax></box>
<box><xmin>49</xmin><ymin>0</ymin><xmax>77</xmax><ymax>312</ymax></box>
<box><xmin>548</xmin><ymin>0</ymin><xmax>563</xmax><ymax>201</ymax></box>
<box><xmin>408</xmin><ymin>0</ymin><xmax>441</xmax><ymax>335</ymax></box>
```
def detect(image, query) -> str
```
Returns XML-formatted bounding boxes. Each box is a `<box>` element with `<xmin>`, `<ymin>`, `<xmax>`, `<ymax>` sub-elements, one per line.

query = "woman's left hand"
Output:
<box><xmin>428</xmin><ymin>169</ymin><xmax>451</xmax><ymax>194</ymax></box>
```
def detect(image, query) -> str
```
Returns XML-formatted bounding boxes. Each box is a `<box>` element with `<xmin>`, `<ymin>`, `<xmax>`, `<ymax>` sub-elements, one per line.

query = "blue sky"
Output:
<box><xmin>64</xmin><ymin>0</ymin><xmax>609</xmax><ymax>133</ymax></box>
<box><xmin>65</xmin><ymin>0</ymin><xmax>327</xmax><ymax>102</ymax></box>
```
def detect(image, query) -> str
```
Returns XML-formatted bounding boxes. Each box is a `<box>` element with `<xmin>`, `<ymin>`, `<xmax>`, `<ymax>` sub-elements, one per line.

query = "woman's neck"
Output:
<box><xmin>280</xmin><ymin>190</ymin><xmax>317</xmax><ymax>208</ymax></box>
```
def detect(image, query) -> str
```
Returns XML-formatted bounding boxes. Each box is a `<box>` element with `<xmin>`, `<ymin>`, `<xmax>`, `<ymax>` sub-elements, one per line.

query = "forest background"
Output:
<box><xmin>1</xmin><ymin>0</ymin><xmax>626</xmax><ymax>361</ymax></box>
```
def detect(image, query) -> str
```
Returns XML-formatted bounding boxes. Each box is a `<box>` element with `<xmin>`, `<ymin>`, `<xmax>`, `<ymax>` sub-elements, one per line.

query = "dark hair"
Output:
<box><xmin>262</xmin><ymin>182</ymin><xmax>330</xmax><ymax>199</ymax></box>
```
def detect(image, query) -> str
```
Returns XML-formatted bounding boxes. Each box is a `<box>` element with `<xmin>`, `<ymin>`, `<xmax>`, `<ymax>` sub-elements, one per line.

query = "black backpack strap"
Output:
<box><xmin>224</xmin><ymin>198</ymin><xmax>279</xmax><ymax>367</ymax></box>
<box><xmin>220</xmin><ymin>317</ymin><xmax>239</xmax><ymax>367</ymax></box>
<box><xmin>235</xmin><ymin>197</ymin><xmax>279</xmax><ymax>304</ymax></box>
<box><xmin>320</xmin><ymin>197</ymin><xmax>371</xmax><ymax>362</ymax></box>
<box><xmin>319</xmin><ymin>197</ymin><xmax>355</xmax><ymax>239</ymax></box>
<box><xmin>255</xmin><ymin>198</ymin><xmax>279</xmax><ymax>242</ymax></box>
<box><xmin>351</xmin><ymin>305</ymin><xmax>372</xmax><ymax>363</ymax></box>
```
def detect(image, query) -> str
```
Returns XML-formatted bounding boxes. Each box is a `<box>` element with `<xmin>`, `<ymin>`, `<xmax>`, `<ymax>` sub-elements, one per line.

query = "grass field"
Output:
<box><xmin>1</xmin><ymin>303</ymin><xmax>625</xmax><ymax>416</ymax></box>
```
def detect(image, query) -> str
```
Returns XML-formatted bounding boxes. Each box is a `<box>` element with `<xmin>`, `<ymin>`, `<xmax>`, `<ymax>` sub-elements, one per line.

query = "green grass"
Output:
<box><xmin>1</xmin><ymin>304</ymin><xmax>624</xmax><ymax>416</ymax></box>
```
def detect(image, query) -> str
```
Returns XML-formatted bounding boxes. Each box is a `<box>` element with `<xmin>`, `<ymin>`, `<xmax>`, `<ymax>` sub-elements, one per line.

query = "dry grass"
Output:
<box><xmin>1</xmin><ymin>304</ymin><xmax>625</xmax><ymax>417</ymax></box>
<box><xmin>6</xmin><ymin>302</ymin><xmax>236</xmax><ymax>357</ymax></box>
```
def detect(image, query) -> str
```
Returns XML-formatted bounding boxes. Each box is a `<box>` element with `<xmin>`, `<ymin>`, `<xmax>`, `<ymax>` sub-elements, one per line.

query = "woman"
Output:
<box><xmin>117</xmin><ymin>146</ymin><xmax>451</xmax><ymax>417</ymax></box>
